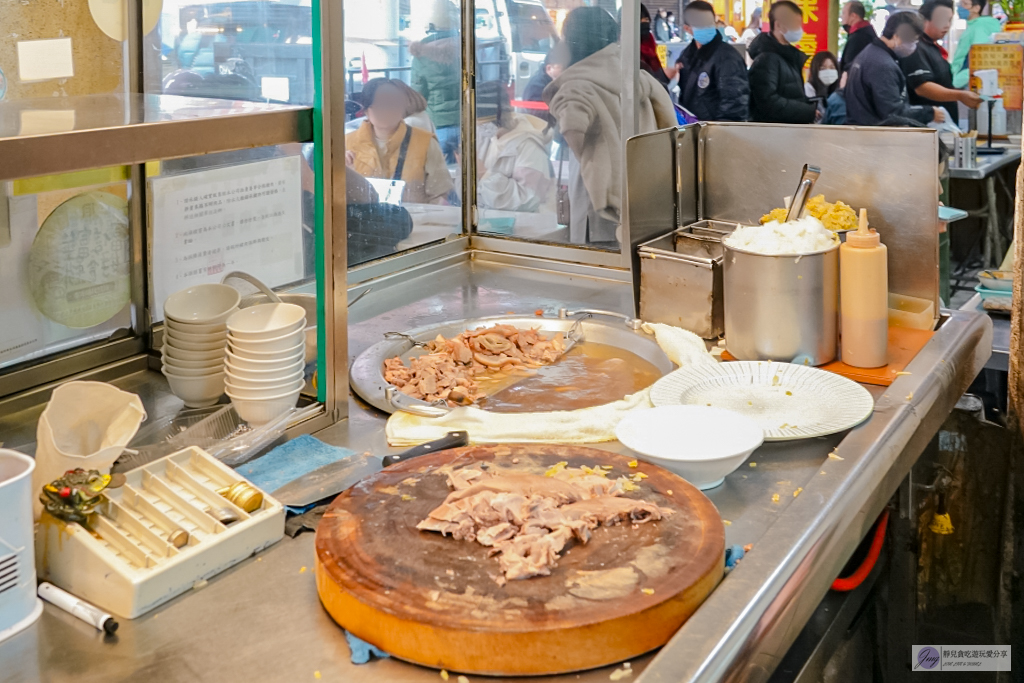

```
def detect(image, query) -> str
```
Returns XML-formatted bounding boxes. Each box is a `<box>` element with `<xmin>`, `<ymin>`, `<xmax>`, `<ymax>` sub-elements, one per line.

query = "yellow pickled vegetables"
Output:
<box><xmin>760</xmin><ymin>194</ymin><xmax>859</xmax><ymax>232</ymax></box>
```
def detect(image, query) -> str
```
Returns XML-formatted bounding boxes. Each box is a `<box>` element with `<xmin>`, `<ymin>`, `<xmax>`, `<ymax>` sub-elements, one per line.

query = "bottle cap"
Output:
<box><xmin>847</xmin><ymin>208</ymin><xmax>881</xmax><ymax>248</ymax></box>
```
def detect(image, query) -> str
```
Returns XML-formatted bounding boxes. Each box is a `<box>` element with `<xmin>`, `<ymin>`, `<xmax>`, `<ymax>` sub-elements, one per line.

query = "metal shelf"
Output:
<box><xmin>0</xmin><ymin>94</ymin><xmax>314</xmax><ymax>182</ymax></box>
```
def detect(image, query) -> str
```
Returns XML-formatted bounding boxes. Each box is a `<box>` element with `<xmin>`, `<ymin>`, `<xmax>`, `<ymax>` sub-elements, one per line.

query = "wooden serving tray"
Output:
<box><xmin>314</xmin><ymin>444</ymin><xmax>725</xmax><ymax>675</ymax></box>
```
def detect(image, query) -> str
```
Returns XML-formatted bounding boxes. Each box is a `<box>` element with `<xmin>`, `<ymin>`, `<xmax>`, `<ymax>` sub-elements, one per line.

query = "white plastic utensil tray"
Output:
<box><xmin>36</xmin><ymin>446</ymin><xmax>284</xmax><ymax>619</ymax></box>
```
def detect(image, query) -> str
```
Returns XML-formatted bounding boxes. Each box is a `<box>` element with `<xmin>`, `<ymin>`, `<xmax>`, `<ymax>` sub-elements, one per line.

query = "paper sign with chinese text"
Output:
<box><xmin>149</xmin><ymin>156</ymin><xmax>305</xmax><ymax>320</ymax></box>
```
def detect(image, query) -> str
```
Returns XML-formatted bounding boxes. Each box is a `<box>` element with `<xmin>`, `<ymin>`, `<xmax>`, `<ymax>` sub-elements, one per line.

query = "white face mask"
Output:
<box><xmin>818</xmin><ymin>68</ymin><xmax>839</xmax><ymax>85</ymax></box>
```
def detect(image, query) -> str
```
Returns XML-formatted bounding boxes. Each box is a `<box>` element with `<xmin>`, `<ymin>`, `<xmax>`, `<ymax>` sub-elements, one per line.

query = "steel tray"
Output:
<box><xmin>349</xmin><ymin>310</ymin><xmax>675</xmax><ymax>417</ymax></box>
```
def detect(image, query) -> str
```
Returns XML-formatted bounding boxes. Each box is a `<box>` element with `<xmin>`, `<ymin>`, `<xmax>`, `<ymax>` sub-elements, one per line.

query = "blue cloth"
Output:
<box><xmin>345</xmin><ymin>631</ymin><xmax>390</xmax><ymax>664</ymax></box>
<box><xmin>725</xmin><ymin>544</ymin><xmax>746</xmax><ymax>571</ymax></box>
<box><xmin>237</xmin><ymin>435</ymin><xmax>357</xmax><ymax>512</ymax></box>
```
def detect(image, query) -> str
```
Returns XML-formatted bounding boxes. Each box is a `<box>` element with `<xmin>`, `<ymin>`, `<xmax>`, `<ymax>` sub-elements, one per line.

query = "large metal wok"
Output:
<box><xmin>349</xmin><ymin>309</ymin><xmax>675</xmax><ymax>417</ymax></box>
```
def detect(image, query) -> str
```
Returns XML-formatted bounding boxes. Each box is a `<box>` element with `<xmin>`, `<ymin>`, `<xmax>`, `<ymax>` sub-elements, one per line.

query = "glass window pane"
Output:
<box><xmin>148</xmin><ymin>1</ymin><xmax>314</xmax><ymax>105</ymax></box>
<box><xmin>342</xmin><ymin>0</ymin><xmax>463</xmax><ymax>264</ymax></box>
<box><xmin>476</xmin><ymin>2</ymin><xmax>630</xmax><ymax>252</ymax></box>
<box><xmin>147</xmin><ymin>144</ymin><xmax>314</xmax><ymax>322</ymax></box>
<box><xmin>0</xmin><ymin>169</ymin><xmax>135</xmax><ymax>372</ymax></box>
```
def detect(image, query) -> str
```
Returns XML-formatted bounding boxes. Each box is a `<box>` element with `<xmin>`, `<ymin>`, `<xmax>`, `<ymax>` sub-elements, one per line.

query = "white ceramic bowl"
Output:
<box><xmin>224</xmin><ymin>376</ymin><xmax>304</xmax><ymax>400</ymax></box>
<box><xmin>227</xmin><ymin>303</ymin><xmax>306</xmax><ymax>341</ymax></box>
<box><xmin>225</xmin><ymin>348</ymin><xmax>305</xmax><ymax>372</ymax></box>
<box><xmin>615</xmin><ymin>406</ymin><xmax>764</xmax><ymax>490</ymax></box>
<box><xmin>164</xmin><ymin>326</ymin><xmax>227</xmax><ymax>345</ymax></box>
<box><xmin>163</xmin><ymin>369</ymin><xmax>226</xmax><ymax>408</ymax></box>
<box><xmin>227</xmin><ymin>388</ymin><xmax>302</xmax><ymax>426</ymax></box>
<box><xmin>164</xmin><ymin>335</ymin><xmax>227</xmax><ymax>353</ymax></box>
<box><xmin>225</xmin><ymin>367</ymin><xmax>303</xmax><ymax>390</ymax></box>
<box><xmin>228</xmin><ymin>328</ymin><xmax>305</xmax><ymax>354</ymax></box>
<box><xmin>227</xmin><ymin>340</ymin><xmax>305</xmax><ymax>361</ymax></box>
<box><xmin>226</xmin><ymin>356</ymin><xmax>304</xmax><ymax>377</ymax></box>
<box><xmin>165</xmin><ymin>318</ymin><xmax>228</xmax><ymax>336</ymax></box>
<box><xmin>163</xmin><ymin>344</ymin><xmax>224</xmax><ymax>363</ymax></box>
<box><xmin>164</xmin><ymin>284</ymin><xmax>241</xmax><ymax>324</ymax></box>
<box><xmin>162</xmin><ymin>360</ymin><xmax>224</xmax><ymax>377</ymax></box>
<box><xmin>162</xmin><ymin>353</ymin><xmax>222</xmax><ymax>370</ymax></box>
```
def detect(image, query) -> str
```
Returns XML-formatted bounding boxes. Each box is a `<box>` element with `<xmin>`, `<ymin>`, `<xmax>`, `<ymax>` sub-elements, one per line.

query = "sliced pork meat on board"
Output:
<box><xmin>416</xmin><ymin>465</ymin><xmax>673</xmax><ymax>584</ymax></box>
<box><xmin>383</xmin><ymin>325</ymin><xmax>566</xmax><ymax>405</ymax></box>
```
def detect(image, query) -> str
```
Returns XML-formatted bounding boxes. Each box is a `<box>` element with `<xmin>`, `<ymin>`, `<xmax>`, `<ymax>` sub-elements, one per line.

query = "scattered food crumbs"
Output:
<box><xmin>641</xmin><ymin>588</ymin><xmax>654</xmax><ymax>595</ymax></box>
<box><xmin>401</xmin><ymin>494</ymin><xmax>415</xmax><ymax>501</ymax></box>
<box><xmin>793</xmin><ymin>487</ymin><xmax>803</xmax><ymax>497</ymax></box>
<box><xmin>512</xmin><ymin>458</ymin><xmax>520</xmax><ymax>464</ymax></box>
<box><xmin>828</xmin><ymin>452</ymin><xmax>843</xmax><ymax>461</ymax></box>
<box><xmin>628</xmin><ymin>459</ymin><xmax>638</xmax><ymax>468</ymax></box>
<box><xmin>820</xmin><ymin>470</ymin><xmax>827</xmax><ymax>475</ymax></box>
<box><xmin>446</xmin><ymin>569</ymin><xmax>455</xmax><ymax>576</ymax></box>
<box><xmin>610</xmin><ymin>667</ymin><xmax>633</xmax><ymax>681</ymax></box>
<box><xmin>906</xmin><ymin>392</ymin><xmax>914</xmax><ymax>401</ymax></box>
<box><xmin>506</xmin><ymin>311</ymin><xmax>515</xmax><ymax>315</ymax></box>
<box><xmin>192</xmin><ymin>579</ymin><xmax>208</xmax><ymax>591</ymax></box>
<box><xmin>440</xmin><ymin>670</ymin><xmax>449</xmax><ymax>681</ymax></box>
<box><xmin>625</xmin><ymin>663</ymin><xmax>631</xmax><ymax>669</ymax></box>
<box><xmin>895</xmin><ymin>371</ymin><xmax>912</xmax><ymax>376</ymax></box>
<box><xmin>601</xmin><ymin>465</ymin><xmax>614</xmax><ymax>470</ymax></box>
<box><xmin>545</xmin><ymin>461</ymin><xmax>568</xmax><ymax>477</ymax></box>
<box><xmin>666</xmin><ymin>489</ymin><xmax>673</xmax><ymax>495</ymax></box>
<box><xmin>315</xmin><ymin>672</ymin><xmax>321</xmax><ymax>680</ymax></box>
<box><xmin>300</xmin><ymin>566</ymin><xmax>307</xmax><ymax>573</ymax></box>
<box><xmin>771</xmin><ymin>494</ymin><xmax>780</xmax><ymax>503</ymax></box>
<box><xmin>621</xmin><ymin>480</ymin><xmax>639</xmax><ymax>492</ymax></box>
<box><xmin>257</xmin><ymin>557</ymin><xmax>262</xmax><ymax>562</ymax></box>
<box><xmin>748</xmin><ymin>401</ymin><xmax>753</xmax><ymax>406</ymax></box>
<box><xmin>749</xmin><ymin>462</ymin><xmax>757</xmax><ymax>468</ymax></box>
<box><xmin>744</xmin><ymin>544</ymin><xmax>753</xmax><ymax>552</ymax></box>
<box><xmin>785</xmin><ymin>391</ymin><xmax>793</xmax><ymax>396</ymax></box>
<box><xmin>458</xmin><ymin>676</ymin><xmax>470</xmax><ymax>683</ymax></box>
<box><xmin>534</xmin><ymin>309</ymin><xmax>544</xmax><ymax>316</ymax></box>
<box><xmin>723</xmin><ymin>519</ymin><xmax>732</xmax><ymax>526</ymax></box>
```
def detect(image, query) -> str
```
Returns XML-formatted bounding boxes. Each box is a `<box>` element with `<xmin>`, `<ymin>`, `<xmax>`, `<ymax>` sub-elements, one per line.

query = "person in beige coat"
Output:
<box><xmin>544</xmin><ymin>7</ymin><xmax>676</xmax><ymax>245</ymax></box>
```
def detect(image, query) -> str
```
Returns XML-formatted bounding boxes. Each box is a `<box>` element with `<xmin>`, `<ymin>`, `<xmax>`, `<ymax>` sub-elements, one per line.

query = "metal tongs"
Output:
<box><xmin>785</xmin><ymin>164</ymin><xmax>822</xmax><ymax>222</ymax></box>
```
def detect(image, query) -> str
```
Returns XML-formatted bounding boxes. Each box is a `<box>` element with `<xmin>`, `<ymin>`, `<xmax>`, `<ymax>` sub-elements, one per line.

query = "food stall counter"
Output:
<box><xmin>0</xmin><ymin>257</ymin><xmax>991</xmax><ymax>683</ymax></box>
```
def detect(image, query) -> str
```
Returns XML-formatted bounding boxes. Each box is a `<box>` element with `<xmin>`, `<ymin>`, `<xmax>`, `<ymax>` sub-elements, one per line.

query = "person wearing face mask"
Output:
<box><xmin>845</xmin><ymin>11</ymin><xmax>946</xmax><ymax>126</ymax></box>
<box><xmin>839</xmin><ymin>1</ymin><xmax>877</xmax><ymax>74</ymax></box>
<box><xmin>747</xmin><ymin>1</ymin><xmax>818</xmax><ymax>124</ymax></box>
<box><xmin>950</xmin><ymin>0</ymin><xmax>1001</xmax><ymax>88</ymax></box>
<box><xmin>805</xmin><ymin>51</ymin><xmax>841</xmax><ymax>100</ymax></box>
<box><xmin>640</xmin><ymin>4</ymin><xmax>672</xmax><ymax>87</ymax></box>
<box><xmin>677</xmin><ymin>1</ymin><xmax>750</xmax><ymax>121</ymax></box>
<box><xmin>902</xmin><ymin>0</ymin><xmax>983</xmax><ymax>122</ymax></box>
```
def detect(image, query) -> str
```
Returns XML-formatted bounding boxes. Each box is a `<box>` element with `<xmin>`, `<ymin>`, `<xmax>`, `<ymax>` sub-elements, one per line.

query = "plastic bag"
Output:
<box><xmin>33</xmin><ymin>381</ymin><xmax>146</xmax><ymax>519</ymax></box>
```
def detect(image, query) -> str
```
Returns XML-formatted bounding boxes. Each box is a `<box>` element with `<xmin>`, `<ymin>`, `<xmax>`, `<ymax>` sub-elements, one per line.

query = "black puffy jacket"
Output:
<box><xmin>677</xmin><ymin>32</ymin><xmax>750</xmax><ymax>122</ymax></box>
<box><xmin>747</xmin><ymin>33</ymin><xmax>816</xmax><ymax>124</ymax></box>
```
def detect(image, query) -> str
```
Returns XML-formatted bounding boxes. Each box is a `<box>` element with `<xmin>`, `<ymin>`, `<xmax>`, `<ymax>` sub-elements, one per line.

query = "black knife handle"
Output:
<box><xmin>382</xmin><ymin>431</ymin><xmax>469</xmax><ymax>467</ymax></box>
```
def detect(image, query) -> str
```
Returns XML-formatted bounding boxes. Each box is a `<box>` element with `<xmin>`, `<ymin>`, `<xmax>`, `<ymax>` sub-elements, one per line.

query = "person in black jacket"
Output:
<box><xmin>747</xmin><ymin>1</ymin><xmax>818</xmax><ymax>124</ymax></box>
<box><xmin>901</xmin><ymin>0</ymin><xmax>982</xmax><ymax>121</ymax></box>
<box><xmin>677</xmin><ymin>1</ymin><xmax>750</xmax><ymax>121</ymax></box>
<box><xmin>839</xmin><ymin>1</ymin><xmax>877</xmax><ymax>73</ymax></box>
<box><xmin>845</xmin><ymin>11</ymin><xmax>945</xmax><ymax>126</ymax></box>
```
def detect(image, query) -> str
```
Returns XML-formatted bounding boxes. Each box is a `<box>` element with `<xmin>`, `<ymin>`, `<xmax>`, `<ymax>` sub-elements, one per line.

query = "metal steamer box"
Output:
<box><xmin>637</xmin><ymin>221</ymin><xmax>735</xmax><ymax>339</ymax></box>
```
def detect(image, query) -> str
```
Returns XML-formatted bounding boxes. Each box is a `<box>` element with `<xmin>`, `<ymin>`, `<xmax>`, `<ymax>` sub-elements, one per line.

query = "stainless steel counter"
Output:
<box><xmin>948</xmin><ymin>144</ymin><xmax>1021</xmax><ymax>180</ymax></box>
<box><xmin>1</xmin><ymin>256</ymin><xmax>991</xmax><ymax>683</ymax></box>
<box><xmin>960</xmin><ymin>293</ymin><xmax>1009</xmax><ymax>373</ymax></box>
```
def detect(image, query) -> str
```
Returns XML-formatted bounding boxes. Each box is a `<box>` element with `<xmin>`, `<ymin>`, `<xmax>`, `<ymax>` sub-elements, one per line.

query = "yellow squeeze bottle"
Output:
<box><xmin>840</xmin><ymin>209</ymin><xmax>888</xmax><ymax>368</ymax></box>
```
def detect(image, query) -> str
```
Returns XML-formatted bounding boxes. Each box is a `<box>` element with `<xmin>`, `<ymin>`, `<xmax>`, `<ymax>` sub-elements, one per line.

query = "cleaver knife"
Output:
<box><xmin>271</xmin><ymin>431</ymin><xmax>469</xmax><ymax>508</ymax></box>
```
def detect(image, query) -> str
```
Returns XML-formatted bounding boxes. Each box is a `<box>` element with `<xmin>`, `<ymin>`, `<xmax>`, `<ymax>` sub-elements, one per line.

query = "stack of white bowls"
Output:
<box><xmin>224</xmin><ymin>303</ymin><xmax>307</xmax><ymax>425</ymax></box>
<box><xmin>161</xmin><ymin>284</ymin><xmax>240</xmax><ymax>407</ymax></box>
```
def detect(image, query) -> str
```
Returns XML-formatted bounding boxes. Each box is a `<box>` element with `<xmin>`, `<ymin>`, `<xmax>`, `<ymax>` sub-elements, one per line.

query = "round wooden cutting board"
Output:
<box><xmin>314</xmin><ymin>444</ymin><xmax>725</xmax><ymax>675</ymax></box>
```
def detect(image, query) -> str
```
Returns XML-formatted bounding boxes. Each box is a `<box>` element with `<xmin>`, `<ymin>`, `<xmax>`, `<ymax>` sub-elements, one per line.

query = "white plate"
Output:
<box><xmin>649</xmin><ymin>361</ymin><xmax>874</xmax><ymax>441</ymax></box>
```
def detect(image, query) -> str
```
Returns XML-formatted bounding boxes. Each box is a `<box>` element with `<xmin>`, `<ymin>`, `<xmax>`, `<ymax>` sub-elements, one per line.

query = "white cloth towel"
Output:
<box><xmin>385</xmin><ymin>323</ymin><xmax>716</xmax><ymax>446</ymax></box>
